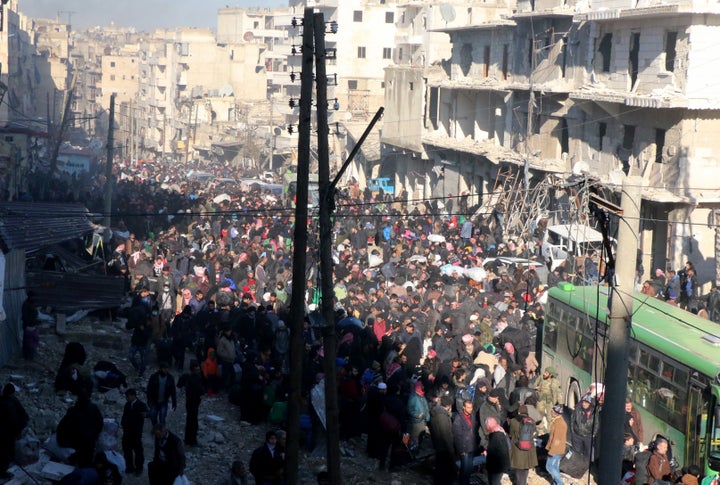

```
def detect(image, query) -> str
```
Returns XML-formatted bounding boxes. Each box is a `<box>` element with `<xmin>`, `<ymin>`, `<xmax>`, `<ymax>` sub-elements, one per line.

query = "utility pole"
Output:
<box><xmin>285</xmin><ymin>8</ymin><xmax>314</xmax><ymax>485</ymax></box>
<box><xmin>315</xmin><ymin>12</ymin><xmax>341</xmax><ymax>485</ymax></box>
<box><xmin>103</xmin><ymin>94</ymin><xmax>116</xmax><ymax>229</ymax></box>
<box><xmin>45</xmin><ymin>71</ymin><xmax>77</xmax><ymax>199</ymax></box>
<box><xmin>184</xmin><ymin>101</ymin><xmax>193</xmax><ymax>164</ymax></box>
<box><xmin>598</xmin><ymin>175</ymin><xmax>642</xmax><ymax>485</ymax></box>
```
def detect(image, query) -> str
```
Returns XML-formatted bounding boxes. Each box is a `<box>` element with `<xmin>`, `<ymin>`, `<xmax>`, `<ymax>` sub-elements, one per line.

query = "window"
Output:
<box><xmin>482</xmin><ymin>46</ymin><xmax>490</xmax><ymax>77</ymax></box>
<box><xmin>381</xmin><ymin>81</ymin><xmax>385</xmax><ymax>89</ymax></box>
<box><xmin>383</xmin><ymin>47</ymin><xmax>392</xmax><ymax>59</ymax></box>
<box><xmin>655</xmin><ymin>129</ymin><xmax>666</xmax><ymax>164</ymax></box>
<box><xmin>110</xmin><ymin>61</ymin><xmax>116</xmax><ymax>68</ymax></box>
<box><xmin>665</xmin><ymin>31</ymin><xmax>677</xmax><ymax>72</ymax></box>
<box><xmin>598</xmin><ymin>122</ymin><xmax>607</xmax><ymax>151</ymax></box>
<box><xmin>598</xmin><ymin>33</ymin><xmax>612</xmax><ymax>73</ymax></box>
<box><xmin>385</xmin><ymin>12</ymin><xmax>394</xmax><ymax>23</ymax></box>
<box><xmin>629</xmin><ymin>33</ymin><xmax>640</xmax><ymax>88</ymax></box>
<box><xmin>398</xmin><ymin>48</ymin><xmax>403</xmax><ymax>61</ymax></box>
<box><xmin>409</xmin><ymin>82</ymin><xmax>414</xmax><ymax>91</ymax></box>
<box><xmin>348</xmin><ymin>80</ymin><xmax>358</xmax><ymax>90</ymax></box>
<box><xmin>502</xmin><ymin>45</ymin><xmax>509</xmax><ymax>80</ymax></box>
<box><xmin>357</xmin><ymin>46</ymin><xmax>366</xmax><ymax>59</ymax></box>
<box><xmin>622</xmin><ymin>125</ymin><xmax>635</xmax><ymax>150</ymax></box>
<box><xmin>110</xmin><ymin>74</ymin><xmax>116</xmax><ymax>81</ymax></box>
<box><xmin>459</xmin><ymin>43</ymin><xmax>472</xmax><ymax>77</ymax></box>
<box><xmin>353</xmin><ymin>10</ymin><xmax>363</xmax><ymax>22</ymax></box>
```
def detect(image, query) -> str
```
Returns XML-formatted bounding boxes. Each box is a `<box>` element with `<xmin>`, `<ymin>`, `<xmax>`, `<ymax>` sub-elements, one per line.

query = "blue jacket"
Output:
<box><xmin>407</xmin><ymin>392</ymin><xmax>430</xmax><ymax>424</ymax></box>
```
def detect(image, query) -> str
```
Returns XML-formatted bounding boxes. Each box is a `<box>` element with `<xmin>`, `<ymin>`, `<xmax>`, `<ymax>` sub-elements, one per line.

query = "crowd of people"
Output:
<box><xmin>7</xmin><ymin>157</ymin><xmax>716</xmax><ymax>485</ymax></box>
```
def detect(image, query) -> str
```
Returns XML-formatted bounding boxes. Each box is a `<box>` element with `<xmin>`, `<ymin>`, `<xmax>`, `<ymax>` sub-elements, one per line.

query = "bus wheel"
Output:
<box><xmin>567</xmin><ymin>379</ymin><xmax>582</xmax><ymax>409</ymax></box>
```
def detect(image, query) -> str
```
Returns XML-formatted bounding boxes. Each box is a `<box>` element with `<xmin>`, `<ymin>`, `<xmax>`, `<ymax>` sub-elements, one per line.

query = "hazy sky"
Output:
<box><xmin>18</xmin><ymin>0</ymin><xmax>288</xmax><ymax>31</ymax></box>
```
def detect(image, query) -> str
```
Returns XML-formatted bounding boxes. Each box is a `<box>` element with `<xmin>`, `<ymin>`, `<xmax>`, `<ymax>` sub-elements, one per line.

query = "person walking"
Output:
<box><xmin>177</xmin><ymin>360</ymin><xmax>204</xmax><ymax>446</ymax></box>
<box><xmin>545</xmin><ymin>404</ymin><xmax>568</xmax><ymax>485</ymax></box>
<box><xmin>146</xmin><ymin>362</ymin><xmax>177</xmax><ymax>426</ymax></box>
<box><xmin>121</xmin><ymin>388</ymin><xmax>148</xmax><ymax>476</ymax></box>
<box><xmin>249</xmin><ymin>430</ymin><xmax>285</xmax><ymax>485</ymax></box>
<box><xmin>485</xmin><ymin>416</ymin><xmax>511</xmax><ymax>485</ymax></box>
<box><xmin>406</xmin><ymin>380</ymin><xmax>430</xmax><ymax>451</ymax></box>
<box><xmin>509</xmin><ymin>405</ymin><xmax>538</xmax><ymax>485</ymax></box>
<box><xmin>453</xmin><ymin>399</ymin><xmax>476</xmax><ymax>485</ymax></box>
<box><xmin>429</xmin><ymin>395</ymin><xmax>455</xmax><ymax>485</ymax></box>
<box><xmin>129</xmin><ymin>313</ymin><xmax>153</xmax><ymax>377</ymax></box>
<box><xmin>148</xmin><ymin>423</ymin><xmax>186</xmax><ymax>485</ymax></box>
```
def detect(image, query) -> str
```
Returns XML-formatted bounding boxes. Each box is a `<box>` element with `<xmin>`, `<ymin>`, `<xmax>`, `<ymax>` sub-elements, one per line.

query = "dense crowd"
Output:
<box><xmin>5</xmin><ymin>158</ymin><xmax>715</xmax><ymax>485</ymax></box>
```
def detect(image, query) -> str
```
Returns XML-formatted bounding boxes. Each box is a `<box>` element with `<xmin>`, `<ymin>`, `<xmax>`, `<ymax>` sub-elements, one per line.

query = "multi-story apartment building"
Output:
<box><xmin>100</xmin><ymin>47</ymin><xmax>139</xmax><ymax>111</ymax></box>
<box><xmin>131</xmin><ymin>27</ymin><xmax>267</xmax><ymax>160</ymax></box>
<box><xmin>383</xmin><ymin>0</ymin><xmax>720</xmax><ymax>285</ymax></box>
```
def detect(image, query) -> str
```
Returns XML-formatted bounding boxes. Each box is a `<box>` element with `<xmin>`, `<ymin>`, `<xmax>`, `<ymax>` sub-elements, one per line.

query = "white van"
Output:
<box><xmin>541</xmin><ymin>224</ymin><xmax>610</xmax><ymax>271</ymax></box>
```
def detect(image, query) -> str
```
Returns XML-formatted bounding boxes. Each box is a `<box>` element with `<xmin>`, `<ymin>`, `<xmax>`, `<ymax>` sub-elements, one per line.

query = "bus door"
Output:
<box><xmin>686</xmin><ymin>384</ymin><xmax>708</xmax><ymax>471</ymax></box>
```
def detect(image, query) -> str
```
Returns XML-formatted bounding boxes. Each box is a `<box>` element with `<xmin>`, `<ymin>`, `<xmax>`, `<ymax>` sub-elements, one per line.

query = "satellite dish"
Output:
<box><xmin>344</xmin><ymin>111</ymin><xmax>352</xmax><ymax>121</ymax></box>
<box><xmin>572</xmin><ymin>160</ymin><xmax>590</xmax><ymax>175</ymax></box>
<box><xmin>243</xmin><ymin>31</ymin><xmax>255</xmax><ymax>42</ymax></box>
<box><xmin>439</xmin><ymin>4</ymin><xmax>456</xmax><ymax>23</ymax></box>
<box><xmin>218</xmin><ymin>84</ymin><xmax>234</xmax><ymax>97</ymax></box>
<box><xmin>274</xmin><ymin>127</ymin><xmax>282</xmax><ymax>136</ymax></box>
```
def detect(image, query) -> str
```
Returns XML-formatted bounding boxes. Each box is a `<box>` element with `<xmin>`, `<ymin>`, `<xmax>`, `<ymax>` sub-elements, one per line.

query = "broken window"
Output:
<box><xmin>502</xmin><ymin>45</ymin><xmax>509</xmax><ymax>80</ymax></box>
<box><xmin>353</xmin><ymin>11</ymin><xmax>363</xmax><ymax>22</ymax></box>
<box><xmin>459</xmin><ymin>43</ymin><xmax>473</xmax><ymax>77</ymax></box>
<box><xmin>629</xmin><ymin>33</ymin><xmax>640</xmax><ymax>89</ymax></box>
<box><xmin>622</xmin><ymin>125</ymin><xmax>635</xmax><ymax>150</ymax></box>
<box><xmin>528</xmin><ymin>38</ymin><xmax>534</xmax><ymax>69</ymax></box>
<box><xmin>598</xmin><ymin>33</ymin><xmax>612</xmax><ymax>73</ymax></box>
<box><xmin>665</xmin><ymin>31</ymin><xmax>677</xmax><ymax>72</ymax></box>
<box><xmin>598</xmin><ymin>122</ymin><xmax>607</xmax><ymax>151</ymax></box>
<box><xmin>483</xmin><ymin>46</ymin><xmax>490</xmax><ymax>77</ymax></box>
<box><xmin>428</xmin><ymin>86</ymin><xmax>439</xmax><ymax>130</ymax></box>
<box><xmin>655</xmin><ymin>129</ymin><xmax>666</xmax><ymax>164</ymax></box>
<box><xmin>560</xmin><ymin>118</ymin><xmax>569</xmax><ymax>155</ymax></box>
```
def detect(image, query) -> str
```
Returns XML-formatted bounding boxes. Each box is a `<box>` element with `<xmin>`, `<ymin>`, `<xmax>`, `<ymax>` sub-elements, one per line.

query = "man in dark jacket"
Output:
<box><xmin>571</xmin><ymin>395</ymin><xmax>597</xmax><ymax>460</ymax></box>
<box><xmin>177</xmin><ymin>360</ymin><xmax>204</xmax><ymax>446</ymax></box>
<box><xmin>0</xmin><ymin>384</ymin><xmax>29</xmax><ymax>480</ymax></box>
<box><xmin>249</xmin><ymin>431</ymin><xmax>284</xmax><ymax>485</ymax></box>
<box><xmin>146</xmin><ymin>362</ymin><xmax>177</xmax><ymax>426</ymax></box>
<box><xmin>453</xmin><ymin>399</ymin><xmax>476</xmax><ymax>485</ymax></box>
<box><xmin>148</xmin><ymin>423</ymin><xmax>185</xmax><ymax>485</ymax></box>
<box><xmin>121</xmin><ymin>388</ymin><xmax>149</xmax><ymax>476</ymax></box>
<box><xmin>429</xmin><ymin>396</ymin><xmax>455</xmax><ymax>485</ymax></box>
<box><xmin>57</xmin><ymin>389</ymin><xmax>103</xmax><ymax>468</ymax></box>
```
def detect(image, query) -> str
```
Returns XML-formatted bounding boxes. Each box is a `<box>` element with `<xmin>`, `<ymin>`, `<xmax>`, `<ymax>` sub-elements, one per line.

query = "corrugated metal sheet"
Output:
<box><xmin>0</xmin><ymin>250</ymin><xmax>25</xmax><ymax>367</ymax></box>
<box><xmin>0</xmin><ymin>202</ymin><xmax>95</xmax><ymax>253</ymax></box>
<box><xmin>25</xmin><ymin>271</ymin><xmax>126</xmax><ymax>312</ymax></box>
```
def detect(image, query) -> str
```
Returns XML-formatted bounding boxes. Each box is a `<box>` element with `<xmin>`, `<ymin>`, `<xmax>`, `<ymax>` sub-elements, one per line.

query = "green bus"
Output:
<box><xmin>544</xmin><ymin>284</ymin><xmax>720</xmax><ymax>475</ymax></box>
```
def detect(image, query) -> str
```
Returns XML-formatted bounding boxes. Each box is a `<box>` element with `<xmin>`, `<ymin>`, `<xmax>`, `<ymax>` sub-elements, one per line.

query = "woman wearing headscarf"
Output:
<box><xmin>485</xmin><ymin>416</ymin><xmax>511</xmax><ymax>485</ymax></box>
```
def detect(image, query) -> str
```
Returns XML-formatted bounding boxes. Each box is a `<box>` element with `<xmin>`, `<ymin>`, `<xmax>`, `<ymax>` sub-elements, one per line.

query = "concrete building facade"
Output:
<box><xmin>382</xmin><ymin>0</ymin><xmax>720</xmax><ymax>285</ymax></box>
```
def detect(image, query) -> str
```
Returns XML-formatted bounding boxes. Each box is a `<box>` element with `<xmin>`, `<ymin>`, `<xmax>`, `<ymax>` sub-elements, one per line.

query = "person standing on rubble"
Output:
<box><xmin>0</xmin><ymin>383</ymin><xmax>29</xmax><ymax>480</ymax></box>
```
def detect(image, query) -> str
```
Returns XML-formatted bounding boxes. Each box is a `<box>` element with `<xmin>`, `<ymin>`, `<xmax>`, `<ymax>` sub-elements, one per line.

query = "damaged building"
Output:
<box><xmin>383</xmin><ymin>0</ymin><xmax>720</xmax><ymax>287</ymax></box>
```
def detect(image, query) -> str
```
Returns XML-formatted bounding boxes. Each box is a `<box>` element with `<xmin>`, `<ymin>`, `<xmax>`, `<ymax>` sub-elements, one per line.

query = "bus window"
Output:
<box><xmin>545</xmin><ymin>318</ymin><xmax>558</xmax><ymax>351</ymax></box>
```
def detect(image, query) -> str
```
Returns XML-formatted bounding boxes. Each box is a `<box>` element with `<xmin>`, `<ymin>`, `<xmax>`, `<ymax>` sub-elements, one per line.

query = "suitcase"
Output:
<box><xmin>560</xmin><ymin>444</ymin><xmax>589</xmax><ymax>478</ymax></box>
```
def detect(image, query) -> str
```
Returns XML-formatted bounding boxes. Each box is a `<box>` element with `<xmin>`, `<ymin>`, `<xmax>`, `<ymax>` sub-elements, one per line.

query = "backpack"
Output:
<box><xmin>516</xmin><ymin>416</ymin><xmax>536</xmax><ymax>450</ymax></box>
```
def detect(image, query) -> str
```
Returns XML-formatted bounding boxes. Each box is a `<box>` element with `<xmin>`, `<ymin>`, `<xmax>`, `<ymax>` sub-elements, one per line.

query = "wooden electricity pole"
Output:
<box><xmin>103</xmin><ymin>94</ymin><xmax>116</xmax><ymax>229</ymax></box>
<box><xmin>315</xmin><ymin>12</ymin><xmax>342</xmax><ymax>485</ymax></box>
<box><xmin>598</xmin><ymin>176</ymin><xmax>642</xmax><ymax>484</ymax></box>
<box><xmin>285</xmin><ymin>7</ymin><xmax>314</xmax><ymax>485</ymax></box>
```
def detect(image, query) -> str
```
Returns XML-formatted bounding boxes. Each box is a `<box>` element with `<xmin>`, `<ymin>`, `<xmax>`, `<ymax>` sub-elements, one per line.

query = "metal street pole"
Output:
<box><xmin>315</xmin><ymin>12</ymin><xmax>342</xmax><ymax>485</ymax></box>
<box><xmin>285</xmin><ymin>8</ymin><xmax>314</xmax><ymax>485</ymax></box>
<box><xmin>598</xmin><ymin>175</ymin><xmax>642</xmax><ymax>484</ymax></box>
